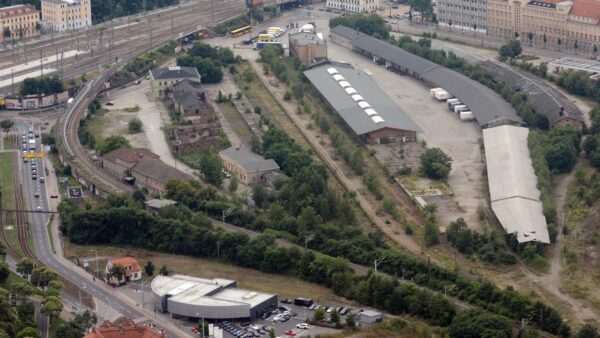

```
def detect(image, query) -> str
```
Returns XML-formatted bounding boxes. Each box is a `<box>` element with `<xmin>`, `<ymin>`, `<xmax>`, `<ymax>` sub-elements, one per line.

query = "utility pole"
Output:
<box><xmin>60</xmin><ymin>52</ymin><xmax>64</xmax><ymax>80</ymax></box>
<box><xmin>11</xmin><ymin>69</ymin><xmax>14</xmax><ymax>94</ymax></box>
<box><xmin>211</xmin><ymin>0</ymin><xmax>215</xmax><ymax>24</ymax></box>
<box><xmin>40</xmin><ymin>50</ymin><xmax>43</xmax><ymax>76</ymax></box>
<box><xmin>149</xmin><ymin>15</ymin><xmax>153</xmax><ymax>49</ymax></box>
<box><xmin>171</xmin><ymin>16</ymin><xmax>174</xmax><ymax>39</ymax></box>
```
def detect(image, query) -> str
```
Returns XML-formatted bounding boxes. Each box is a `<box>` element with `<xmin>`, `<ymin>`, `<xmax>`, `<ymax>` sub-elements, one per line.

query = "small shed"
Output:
<box><xmin>359</xmin><ymin>309</ymin><xmax>383</xmax><ymax>324</ymax></box>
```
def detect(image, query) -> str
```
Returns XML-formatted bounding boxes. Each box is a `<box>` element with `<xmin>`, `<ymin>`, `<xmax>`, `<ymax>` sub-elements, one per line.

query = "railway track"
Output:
<box><xmin>0</xmin><ymin>151</ymin><xmax>96</xmax><ymax>308</ymax></box>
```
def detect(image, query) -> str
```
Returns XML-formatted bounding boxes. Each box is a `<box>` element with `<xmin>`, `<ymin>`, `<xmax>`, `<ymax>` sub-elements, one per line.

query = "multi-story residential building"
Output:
<box><xmin>41</xmin><ymin>0</ymin><xmax>91</xmax><ymax>32</ymax></box>
<box><xmin>326</xmin><ymin>0</ymin><xmax>379</xmax><ymax>13</ymax></box>
<box><xmin>0</xmin><ymin>5</ymin><xmax>40</xmax><ymax>43</ymax></box>
<box><xmin>436</xmin><ymin>0</ymin><xmax>487</xmax><ymax>33</ymax></box>
<box><xmin>487</xmin><ymin>0</ymin><xmax>600</xmax><ymax>55</ymax></box>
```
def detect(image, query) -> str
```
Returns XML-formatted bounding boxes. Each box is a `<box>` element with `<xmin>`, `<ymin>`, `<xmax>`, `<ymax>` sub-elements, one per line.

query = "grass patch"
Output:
<box><xmin>124</xmin><ymin>105</ymin><xmax>141</xmax><ymax>113</ymax></box>
<box><xmin>85</xmin><ymin>111</ymin><xmax>109</xmax><ymax>145</ymax></box>
<box><xmin>47</xmin><ymin>217</ymin><xmax>56</xmax><ymax>254</ymax></box>
<box><xmin>63</xmin><ymin>241</ymin><xmax>355</xmax><ymax>305</ymax></box>
<box><xmin>218</xmin><ymin>102</ymin><xmax>254</xmax><ymax>146</ymax></box>
<box><xmin>0</xmin><ymin>153</ymin><xmax>24</xmax><ymax>257</ymax></box>
<box><xmin>0</xmin><ymin>270</ymin><xmax>26</xmax><ymax>292</ymax></box>
<box><xmin>2</xmin><ymin>135</ymin><xmax>14</xmax><ymax>150</ymax></box>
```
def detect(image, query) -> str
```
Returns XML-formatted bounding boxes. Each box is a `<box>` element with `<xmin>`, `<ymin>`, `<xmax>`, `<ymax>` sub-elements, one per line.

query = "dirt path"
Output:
<box><xmin>519</xmin><ymin>172</ymin><xmax>600</xmax><ymax>324</ymax></box>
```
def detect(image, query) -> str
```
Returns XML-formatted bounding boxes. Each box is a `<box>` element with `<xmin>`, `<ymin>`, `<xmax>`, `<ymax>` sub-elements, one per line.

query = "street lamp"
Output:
<box><xmin>89</xmin><ymin>249</ymin><xmax>99</xmax><ymax>279</ymax></box>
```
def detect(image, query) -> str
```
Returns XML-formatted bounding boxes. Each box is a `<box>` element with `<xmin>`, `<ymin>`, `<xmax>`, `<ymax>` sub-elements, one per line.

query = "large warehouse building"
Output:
<box><xmin>304</xmin><ymin>61</ymin><xmax>420</xmax><ymax>144</ymax></box>
<box><xmin>151</xmin><ymin>275</ymin><xmax>278</xmax><ymax>320</ymax></box>
<box><xmin>483</xmin><ymin>125</ymin><xmax>549</xmax><ymax>243</ymax></box>
<box><xmin>330</xmin><ymin>26</ymin><xmax>523</xmax><ymax>129</ymax></box>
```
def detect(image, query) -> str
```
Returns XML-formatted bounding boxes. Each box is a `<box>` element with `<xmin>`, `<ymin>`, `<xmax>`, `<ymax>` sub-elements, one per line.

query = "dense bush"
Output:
<box><xmin>176</xmin><ymin>42</ymin><xmax>235</xmax><ymax>83</ymax></box>
<box><xmin>420</xmin><ymin>147</ymin><xmax>452</xmax><ymax>180</ymax></box>
<box><xmin>329</xmin><ymin>14</ymin><xmax>389</xmax><ymax>40</ymax></box>
<box><xmin>446</xmin><ymin>218</ymin><xmax>517</xmax><ymax>265</ymax></box>
<box><xmin>20</xmin><ymin>76</ymin><xmax>64</xmax><ymax>96</ymax></box>
<box><xmin>96</xmin><ymin>135</ymin><xmax>131</xmax><ymax>155</ymax></box>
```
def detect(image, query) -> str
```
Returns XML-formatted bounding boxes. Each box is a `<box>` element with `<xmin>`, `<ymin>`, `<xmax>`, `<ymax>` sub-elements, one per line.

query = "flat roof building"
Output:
<box><xmin>289</xmin><ymin>31</ymin><xmax>327</xmax><ymax>65</ymax></box>
<box><xmin>304</xmin><ymin>61</ymin><xmax>420</xmax><ymax>144</ymax></box>
<box><xmin>151</xmin><ymin>275</ymin><xmax>277</xmax><ymax>320</ymax></box>
<box><xmin>483</xmin><ymin>125</ymin><xmax>549</xmax><ymax>243</ymax></box>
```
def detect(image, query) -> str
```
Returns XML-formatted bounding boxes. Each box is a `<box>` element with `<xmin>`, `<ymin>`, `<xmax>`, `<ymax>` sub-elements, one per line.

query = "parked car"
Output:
<box><xmin>284</xmin><ymin>330</ymin><xmax>297</xmax><ymax>336</ymax></box>
<box><xmin>296</xmin><ymin>323</ymin><xmax>311</xmax><ymax>329</ymax></box>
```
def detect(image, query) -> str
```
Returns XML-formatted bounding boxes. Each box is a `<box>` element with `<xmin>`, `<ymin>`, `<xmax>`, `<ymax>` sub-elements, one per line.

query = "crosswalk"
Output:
<box><xmin>94</xmin><ymin>297</ymin><xmax>123</xmax><ymax>322</ymax></box>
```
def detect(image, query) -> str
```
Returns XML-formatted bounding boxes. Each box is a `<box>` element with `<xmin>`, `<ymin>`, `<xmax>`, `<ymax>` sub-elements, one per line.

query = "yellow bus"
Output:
<box><xmin>230</xmin><ymin>26</ymin><xmax>252</xmax><ymax>37</ymax></box>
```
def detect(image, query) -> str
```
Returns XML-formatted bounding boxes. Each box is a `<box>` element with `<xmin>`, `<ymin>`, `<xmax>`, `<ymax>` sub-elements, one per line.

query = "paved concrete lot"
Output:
<box><xmin>120</xmin><ymin>283</ymin><xmax>341</xmax><ymax>338</ymax></box>
<box><xmin>327</xmin><ymin>41</ymin><xmax>485</xmax><ymax>231</ymax></box>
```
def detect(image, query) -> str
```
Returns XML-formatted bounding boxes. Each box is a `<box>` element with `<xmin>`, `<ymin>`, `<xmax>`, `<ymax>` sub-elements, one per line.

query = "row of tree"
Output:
<box><xmin>20</xmin><ymin>77</ymin><xmax>64</xmax><ymax>96</ymax></box>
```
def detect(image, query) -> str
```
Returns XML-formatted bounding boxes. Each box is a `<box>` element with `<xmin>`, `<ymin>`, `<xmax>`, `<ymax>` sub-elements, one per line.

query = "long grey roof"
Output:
<box><xmin>150</xmin><ymin>66</ymin><xmax>201</xmax><ymax>81</ymax></box>
<box><xmin>303</xmin><ymin>61</ymin><xmax>420</xmax><ymax>136</ymax></box>
<box><xmin>351</xmin><ymin>34</ymin><xmax>439</xmax><ymax>75</ymax></box>
<box><xmin>330</xmin><ymin>25</ymin><xmax>364</xmax><ymax>40</ymax></box>
<box><xmin>478</xmin><ymin>61</ymin><xmax>583</xmax><ymax>124</ymax></box>
<box><xmin>335</xmin><ymin>25</ymin><xmax>523</xmax><ymax>127</ymax></box>
<box><xmin>219</xmin><ymin>147</ymin><xmax>280</xmax><ymax>172</ymax></box>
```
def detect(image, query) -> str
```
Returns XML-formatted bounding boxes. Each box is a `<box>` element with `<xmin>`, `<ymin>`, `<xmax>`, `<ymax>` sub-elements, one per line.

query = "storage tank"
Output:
<box><xmin>454</xmin><ymin>105</ymin><xmax>468</xmax><ymax>113</ymax></box>
<box><xmin>460</xmin><ymin>111</ymin><xmax>474</xmax><ymax>120</ymax></box>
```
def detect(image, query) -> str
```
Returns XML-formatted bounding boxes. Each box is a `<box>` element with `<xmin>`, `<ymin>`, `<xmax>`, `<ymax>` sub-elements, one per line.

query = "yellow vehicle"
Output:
<box><xmin>258</xmin><ymin>34</ymin><xmax>271</xmax><ymax>41</ymax></box>
<box><xmin>230</xmin><ymin>26</ymin><xmax>252</xmax><ymax>37</ymax></box>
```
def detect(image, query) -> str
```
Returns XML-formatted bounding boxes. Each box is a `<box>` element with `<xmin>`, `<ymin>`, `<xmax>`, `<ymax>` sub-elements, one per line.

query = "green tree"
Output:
<box><xmin>448</xmin><ymin>309</ymin><xmax>512</xmax><ymax>338</ymax></box>
<box><xmin>228</xmin><ymin>175</ymin><xmax>238</xmax><ymax>193</ymax></box>
<box><xmin>0</xmin><ymin>120</ymin><xmax>14</xmax><ymax>134</ymax></box>
<box><xmin>576</xmin><ymin>325</ymin><xmax>599</xmax><ymax>338</ymax></box>
<box><xmin>330</xmin><ymin>309</ymin><xmax>340</xmax><ymax>324</ymax></box>
<box><xmin>498</xmin><ymin>40</ymin><xmax>522</xmax><ymax>61</ymax></box>
<box><xmin>53</xmin><ymin>322</ymin><xmax>84</xmax><ymax>338</ymax></box>
<box><xmin>41</xmin><ymin>295</ymin><xmax>63</xmax><ymax>320</ymax></box>
<box><xmin>198</xmin><ymin>149</ymin><xmax>223</xmax><ymax>186</ymax></box>
<box><xmin>420</xmin><ymin>148</ymin><xmax>452</xmax><ymax>179</ymax></box>
<box><xmin>73</xmin><ymin>310</ymin><xmax>97</xmax><ymax>332</ymax></box>
<box><xmin>16</xmin><ymin>258</ymin><xmax>36</xmax><ymax>278</ymax></box>
<box><xmin>144</xmin><ymin>261</ymin><xmax>155</xmax><ymax>277</ymax></box>
<box><xmin>11</xmin><ymin>281</ymin><xmax>35</xmax><ymax>301</ymax></box>
<box><xmin>30</xmin><ymin>267</ymin><xmax>58</xmax><ymax>289</ymax></box>
<box><xmin>16</xmin><ymin>327</ymin><xmax>40</xmax><ymax>338</ymax></box>
<box><xmin>96</xmin><ymin>135</ymin><xmax>131</xmax><ymax>155</ymax></box>
<box><xmin>410</xmin><ymin>0</ymin><xmax>433</xmax><ymax>18</ymax></box>
<box><xmin>313</xmin><ymin>307</ymin><xmax>326</xmax><ymax>321</ymax></box>
<box><xmin>47</xmin><ymin>280</ymin><xmax>64</xmax><ymax>295</ymax></box>
<box><xmin>269</xmin><ymin>328</ymin><xmax>276</xmax><ymax>338</ymax></box>
<box><xmin>128</xmin><ymin>117</ymin><xmax>143</xmax><ymax>133</ymax></box>
<box><xmin>110</xmin><ymin>264</ymin><xmax>126</xmax><ymax>282</ymax></box>
<box><xmin>424</xmin><ymin>220</ymin><xmax>440</xmax><ymax>246</ymax></box>
<box><xmin>346</xmin><ymin>312</ymin><xmax>356</xmax><ymax>328</ymax></box>
<box><xmin>159</xmin><ymin>265</ymin><xmax>170</xmax><ymax>276</ymax></box>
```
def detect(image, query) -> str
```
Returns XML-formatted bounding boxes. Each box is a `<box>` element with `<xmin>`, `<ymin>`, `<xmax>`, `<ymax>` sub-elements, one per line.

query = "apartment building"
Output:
<box><xmin>41</xmin><ymin>0</ymin><xmax>91</xmax><ymax>32</ymax></box>
<box><xmin>326</xmin><ymin>0</ymin><xmax>379</xmax><ymax>13</ymax></box>
<box><xmin>0</xmin><ymin>5</ymin><xmax>40</xmax><ymax>43</ymax></box>
<box><xmin>436</xmin><ymin>0</ymin><xmax>487</xmax><ymax>33</ymax></box>
<box><xmin>487</xmin><ymin>0</ymin><xmax>600</xmax><ymax>55</ymax></box>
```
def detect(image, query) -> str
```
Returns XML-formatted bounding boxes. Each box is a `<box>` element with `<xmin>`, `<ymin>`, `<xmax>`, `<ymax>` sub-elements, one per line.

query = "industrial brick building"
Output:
<box><xmin>289</xmin><ymin>31</ymin><xmax>328</xmax><ymax>65</ymax></box>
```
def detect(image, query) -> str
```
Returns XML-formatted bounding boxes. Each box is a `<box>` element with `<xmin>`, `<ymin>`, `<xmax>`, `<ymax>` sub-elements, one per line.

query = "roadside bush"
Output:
<box><xmin>128</xmin><ymin>118</ymin><xmax>142</xmax><ymax>133</ymax></box>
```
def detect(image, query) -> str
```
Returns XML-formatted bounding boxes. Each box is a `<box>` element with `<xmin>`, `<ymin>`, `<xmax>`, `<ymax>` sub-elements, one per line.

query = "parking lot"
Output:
<box><xmin>210</xmin><ymin>301</ymin><xmax>343</xmax><ymax>338</ymax></box>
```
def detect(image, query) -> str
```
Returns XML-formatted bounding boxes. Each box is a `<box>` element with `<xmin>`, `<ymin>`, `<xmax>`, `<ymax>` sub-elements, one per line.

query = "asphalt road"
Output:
<box><xmin>14</xmin><ymin>120</ymin><xmax>188</xmax><ymax>337</ymax></box>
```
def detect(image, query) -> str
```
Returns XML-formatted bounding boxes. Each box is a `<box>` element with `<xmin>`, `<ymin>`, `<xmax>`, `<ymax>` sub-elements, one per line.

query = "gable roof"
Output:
<box><xmin>110</xmin><ymin>257</ymin><xmax>141</xmax><ymax>273</ymax></box>
<box><xmin>132</xmin><ymin>157</ymin><xmax>193</xmax><ymax>183</ymax></box>
<box><xmin>219</xmin><ymin>147</ymin><xmax>280</xmax><ymax>172</ymax></box>
<box><xmin>149</xmin><ymin>66</ymin><xmax>201</xmax><ymax>81</ymax></box>
<box><xmin>483</xmin><ymin>125</ymin><xmax>549</xmax><ymax>243</ymax></box>
<box><xmin>479</xmin><ymin>60</ymin><xmax>583</xmax><ymax>124</ymax></box>
<box><xmin>84</xmin><ymin>320</ymin><xmax>165</xmax><ymax>338</ymax></box>
<box><xmin>330</xmin><ymin>25</ymin><xmax>364</xmax><ymax>40</ymax></box>
<box><xmin>303</xmin><ymin>61</ymin><xmax>420</xmax><ymax>136</ymax></box>
<box><xmin>334</xmin><ymin>25</ymin><xmax>523</xmax><ymax>128</ymax></box>
<box><xmin>172</xmin><ymin>79</ymin><xmax>211</xmax><ymax>114</ymax></box>
<box><xmin>103</xmin><ymin>148</ymin><xmax>160</xmax><ymax>164</ymax></box>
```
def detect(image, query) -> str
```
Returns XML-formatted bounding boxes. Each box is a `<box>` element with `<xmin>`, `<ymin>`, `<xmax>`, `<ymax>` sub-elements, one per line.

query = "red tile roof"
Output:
<box><xmin>570</xmin><ymin>0</ymin><xmax>600</xmax><ymax>19</ymax></box>
<box><xmin>84</xmin><ymin>320</ymin><xmax>165</xmax><ymax>338</ymax></box>
<box><xmin>110</xmin><ymin>257</ymin><xmax>141</xmax><ymax>276</ymax></box>
<box><xmin>0</xmin><ymin>5</ymin><xmax>37</xmax><ymax>18</ymax></box>
<box><xmin>103</xmin><ymin>148</ymin><xmax>160</xmax><ymax>164</ymax></box>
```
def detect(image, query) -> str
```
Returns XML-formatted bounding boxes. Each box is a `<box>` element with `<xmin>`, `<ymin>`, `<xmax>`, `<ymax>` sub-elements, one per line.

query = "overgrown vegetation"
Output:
<box><xmin>446</xmin><ymin>218</ymin><xmax>517</xmax><ymax>265</ymax></box>
<box><xmin>420</xmin><ymin>148</ymin><xmax>452</xmax><ymax>180</ymax></box>
<box><xmin>329</xmin><ymin>14</ymin><xmax>389</xmax><ymax>40</ymax></box>
<box><xmin>112</xmin><ymin>41</ymin><xmax>177</xmax><ymax>85</ymax></box>
<box><xmin>212</xmin><ymin>14</ymin><xmax>251</xmax><ymax>35</ymax></box>
<box><xmin>20</xmin><ymin>76</ymin><xmax>64</xmax><ymax>96</ymax></box>
<box><xmin>176</xmin><ymin>42</ymin><xmax>236</xmax><ymax>83</ymax></box>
